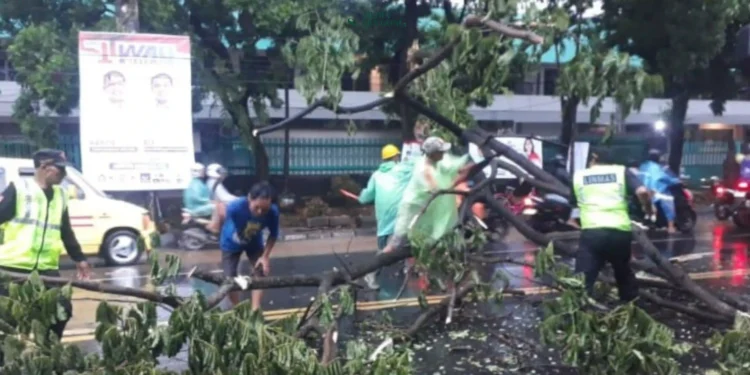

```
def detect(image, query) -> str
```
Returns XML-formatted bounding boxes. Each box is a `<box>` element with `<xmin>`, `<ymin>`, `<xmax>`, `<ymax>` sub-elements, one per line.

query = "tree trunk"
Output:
<box><xmin>397</xmin><ymin>0</ymin><xmax>420</xmax><ymax>142</ymax></box>
<box><xmin>226</xmin><ymin>98</ymin><xmax>271</xmax><ymax>180</ymax></box>
<box><xmin>560</xmin><ymin>97</ymin><xmax>579</xmax><ymax>146</ymax></box>
<box><xmin>667</xmin><ymin>93</ymin><xmax>689</xmax><ymax>174</ymax></box>
<box><xmin>252</xmin><ymin>135</ymin><xmax>270</xmax><ymax>180</ymax></box>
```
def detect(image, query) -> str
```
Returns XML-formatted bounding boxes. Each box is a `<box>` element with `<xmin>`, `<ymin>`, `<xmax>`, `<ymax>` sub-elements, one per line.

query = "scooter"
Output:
<box><xmin>631</xmin><ymin>184</ymin><xmax>697</xmax><ymax>233</ymax></box>
<box><xmin>711</xmin><ymin>180</ymin><xmax>750</xmax><ymax>228</ymax></box>
<box><xmin>178</xmin><ymin>209</ymin><xmax>218</xmax><ymax>251</ymax></box>
<box><xmin>523</xmin><ymin>193</ymin><xmax>579</xmax><ymax>233</ymax></box>
<box><xmin>710</xmin><ymin>178</ymin><xmax>750</xmax><ymax>223</ymax></box>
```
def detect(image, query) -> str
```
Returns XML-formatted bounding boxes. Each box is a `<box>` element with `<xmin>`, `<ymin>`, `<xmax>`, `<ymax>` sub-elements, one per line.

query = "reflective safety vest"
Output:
<box><xmin>572</xmin><ymin>164</ymin><xmax>631</xmax><ymax>232</ymax></box>
<box><xmin>0</xmin><ymin>179</ymin><xmax>67</xmax><ymax>271</ymax></box>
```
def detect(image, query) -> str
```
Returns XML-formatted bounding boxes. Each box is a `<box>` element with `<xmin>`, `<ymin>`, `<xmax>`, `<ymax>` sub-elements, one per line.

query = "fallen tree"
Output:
<box><xmin>1</xmin><ymin>4</ymin><xmax>749</xmax><ymax>375</ymax></box>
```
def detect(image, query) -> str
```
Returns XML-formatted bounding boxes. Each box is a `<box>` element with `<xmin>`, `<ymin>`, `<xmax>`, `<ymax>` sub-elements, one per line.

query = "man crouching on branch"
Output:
<box><xmin>382</xmin><ymin>136</ymin><xmax>479</xmax><ymax>253</ymax></box>
<box><xmin>220</xmin><ymin>181</ymin><xmax>279</xmax><ymax>309</ymax></box>
<box><xmin>0</xmin><ymin>149</ymin><xmax>92</xmax><ymax>365</ymax></box>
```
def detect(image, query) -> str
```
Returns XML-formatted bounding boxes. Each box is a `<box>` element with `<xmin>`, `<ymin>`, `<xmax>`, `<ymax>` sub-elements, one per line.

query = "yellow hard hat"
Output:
<box><xmin>381</xmin><ymin>144</ymin><xmax>400</xmax><ymax>160</ymax></box>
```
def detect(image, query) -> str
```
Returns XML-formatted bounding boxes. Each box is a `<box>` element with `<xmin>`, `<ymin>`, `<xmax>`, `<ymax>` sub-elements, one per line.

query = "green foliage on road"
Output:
<box><xmin>0</xmin><ymin>273</ymin><xmax>411</xmax><ymax>374</ymax></box>
<box><xmin>536</xmin><ymin>244</ymin><xmax>692</xmax><ymax>375</ymax></box>
<box><xmin>707</xmin><ymin>312</ymin><xmax>750</xmax><ymax>375</ymax></box>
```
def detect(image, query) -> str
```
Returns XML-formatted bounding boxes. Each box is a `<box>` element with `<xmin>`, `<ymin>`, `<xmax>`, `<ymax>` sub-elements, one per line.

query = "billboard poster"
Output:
<box><xmin>401</xmin><ymin>141</ymin><xmax>423</xmax><ymax>163</ymax></box>
<box><xmin>468</xmin><ymin>136</ymin><xmax>543</xmax><ymax>179</ymax></box>
<box><xmin>78</xmin><ymin>32</ymin><xmax>195</xmax><ymax>191</ymax></box>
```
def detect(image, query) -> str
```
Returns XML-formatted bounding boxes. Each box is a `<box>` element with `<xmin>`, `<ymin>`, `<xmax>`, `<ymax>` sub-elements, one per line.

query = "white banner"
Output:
<box><xmin>78</xmin><ymin>32</ymin><xmax>195</xmax><ymax>191</ymax></box>
<box><xmin>401</xmin><ymin>141</ymin><xmax>422</xmax><ymax>163</ymax></box>
<box><xmin>468</xmin><ymin>136</ymin><xmax>543</xmax><ymax>179</ymax></box>
<box><xmin>567</xmin><ymin>142</ymin><xmax>589</xmax><ymax>174</ymax></box>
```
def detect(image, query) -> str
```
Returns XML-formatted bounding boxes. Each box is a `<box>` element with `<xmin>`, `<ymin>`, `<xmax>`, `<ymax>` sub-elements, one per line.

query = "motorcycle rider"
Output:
<box><xmin>183</xmin><ymin>163</ymin><xmax>213</xmax><ymax>218</ymax></box>
<box><xmin>205</xmin><ymin>163</ymin><xmax>238</xmax><ymax>234</ymax></box>
<box><xmin>639</xmin><ymin>149</ymin><xmax>680</xmax><ymax>233</ymax></box>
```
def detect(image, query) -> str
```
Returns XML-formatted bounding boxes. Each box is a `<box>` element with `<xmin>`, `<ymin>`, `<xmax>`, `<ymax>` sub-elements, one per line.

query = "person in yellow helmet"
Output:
<box><xmin>341</xmin><ymin>144</ymin><xmax>407</xmax><ymax>289</ymax></box>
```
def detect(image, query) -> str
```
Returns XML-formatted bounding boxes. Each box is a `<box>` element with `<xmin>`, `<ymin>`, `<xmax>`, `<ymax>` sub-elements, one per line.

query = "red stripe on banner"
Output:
<box><xmin>78</xmin><ymin>32</ymin><xmax>190</xmax><ymax>53</ymax></box>
<box><xmin>69</xmin><ymin>216</ymin><xmax>93</xmax><ymax>220</ymax></box>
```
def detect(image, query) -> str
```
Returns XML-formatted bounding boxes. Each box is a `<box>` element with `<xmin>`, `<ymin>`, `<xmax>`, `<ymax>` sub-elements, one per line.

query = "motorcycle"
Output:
<box><xmin>631</xmin><ymin>184</ymin><xmax>697</xmax><ymax>233</ymax></box>
<box><xmin>710</xmin><ymin>179</ymin><xmax>750</xmax><ymax>228</ymax></box>
<box><xmin>522</xmin><ymin>193</ymin><xmax>579</xmax><ymax>233</ymax></box>
<box><xmin>710</xmin><ymin>178</ymin><xmax>750</xmax><ymax>224</ymax></box>
<box><xmin>178</xmin><ymin>209</ymin><xmax>218</xmax><ymax>251</ymax></box>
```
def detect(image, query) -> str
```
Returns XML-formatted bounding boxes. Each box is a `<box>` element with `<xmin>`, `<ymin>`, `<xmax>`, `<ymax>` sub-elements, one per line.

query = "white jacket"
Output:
<box><xmin>207</xmin><ymin>178</ymin><xmax>239</xmax><ymax>203</ymax></box>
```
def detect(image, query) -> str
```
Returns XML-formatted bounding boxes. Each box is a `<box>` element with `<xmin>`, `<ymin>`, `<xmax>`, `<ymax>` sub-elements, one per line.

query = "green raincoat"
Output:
<box><xmin>394</xmin><ymin>153</ymin><xmax>470</xmax><ymax>242</ymax></box>
<box><xmin>183</xmin><ymin>178</ymin><xmax>213</xmax><ymax>217</ymax></box>
<box><xmin>358</xmin><ymin>161</ymin><xmax>412</xmax><ymax>237</ymax></box>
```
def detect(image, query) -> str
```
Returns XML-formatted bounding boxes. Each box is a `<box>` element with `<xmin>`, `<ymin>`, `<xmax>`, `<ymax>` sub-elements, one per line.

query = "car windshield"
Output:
<box><xmin>67</xmin><ymin>167</ymin><xmax>107</xmax><ymax>198</ymax></box>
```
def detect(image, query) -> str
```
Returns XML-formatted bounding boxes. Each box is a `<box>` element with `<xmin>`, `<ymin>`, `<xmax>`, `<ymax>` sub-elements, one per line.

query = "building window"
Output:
<box><xmin>543</xmin><ymin>68</ymin><xmax>559</xmax><ymax>96</ymax></box>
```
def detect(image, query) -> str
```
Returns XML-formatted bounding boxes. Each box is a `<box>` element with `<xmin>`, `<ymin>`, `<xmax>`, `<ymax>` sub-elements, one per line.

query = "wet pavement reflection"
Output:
<box><xmin>62</xmin><ymin>212</ymin><xmax>750</xmax><ymax>331</ymax></box>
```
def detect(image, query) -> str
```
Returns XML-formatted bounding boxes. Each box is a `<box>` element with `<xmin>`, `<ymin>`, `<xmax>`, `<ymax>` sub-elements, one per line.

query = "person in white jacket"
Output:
<box><xmin>205</xmin><ymin>163</ymin><xmax>239</xmax><ymax>233</ymax></box>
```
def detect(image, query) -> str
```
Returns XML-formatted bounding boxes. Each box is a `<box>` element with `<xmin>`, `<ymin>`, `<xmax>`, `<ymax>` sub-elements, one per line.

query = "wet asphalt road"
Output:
<box><xmin>56</xmin><ymin>210</ymin><xmax>750</xmax><ymax>372</ymax></box>
<box><xmin>59</xmin><ymin>210</ymin><xmax>750</xmax><ymax>328</ymax></box>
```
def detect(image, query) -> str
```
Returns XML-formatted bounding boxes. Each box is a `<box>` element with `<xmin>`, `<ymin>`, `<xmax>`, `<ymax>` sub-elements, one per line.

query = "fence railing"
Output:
<box><xmin>0</xmin><ymin>134</ymin><xmax>733</xmax><ymax>181</ymax></box>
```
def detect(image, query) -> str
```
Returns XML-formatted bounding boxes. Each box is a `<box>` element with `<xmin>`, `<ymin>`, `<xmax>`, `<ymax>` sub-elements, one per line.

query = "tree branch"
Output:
<box><xmin>0</xmin><ymin>271</ymin><xmax>183</xmax><ymax>308</ymax></box>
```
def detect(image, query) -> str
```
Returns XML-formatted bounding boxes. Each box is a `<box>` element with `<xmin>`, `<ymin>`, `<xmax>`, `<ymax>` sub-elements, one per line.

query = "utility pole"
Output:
<box><xmin>116</xmin><ymin>0</ymin><xmax>140</xmax><ymax>32</ymax></box>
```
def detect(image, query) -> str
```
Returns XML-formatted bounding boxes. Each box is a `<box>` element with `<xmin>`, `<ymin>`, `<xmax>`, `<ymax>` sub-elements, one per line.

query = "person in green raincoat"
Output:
<box><xmin>183</xmin><ymin>163</ymin><xmax>213</xmax><ymax>217</ymax></box>
<box><xmin>342</xmin><ymin>144</ymin><xmax>412</xmax><ymax>288</ymax></box>
<box><xmin>382</xmin><ymin>136</ymin><xmax>476</xmax><ymax>253</ymax></box>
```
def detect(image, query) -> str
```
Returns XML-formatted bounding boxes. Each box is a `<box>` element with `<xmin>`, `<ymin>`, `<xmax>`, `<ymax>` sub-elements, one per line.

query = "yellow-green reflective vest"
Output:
<box><xmin>0</xmin><ymin>179</ymin><xmax>67</xmax><ymax>271</ymax></box>
<box><xmin>572</xmin><ymin>164</ymin><xmax>631</xmax><ymax>232</ymax></box>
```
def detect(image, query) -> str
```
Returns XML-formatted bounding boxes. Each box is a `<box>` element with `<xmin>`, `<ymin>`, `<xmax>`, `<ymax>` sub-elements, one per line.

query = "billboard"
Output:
<box><xmin>468</xmin><ymin>136</ymin><xmax>543</xmax><ymax>179</ymax></box>
<box><xmin>78</xmin><ymin>32</ymin><xmax>194</xmax><ymax>191</ymax></box>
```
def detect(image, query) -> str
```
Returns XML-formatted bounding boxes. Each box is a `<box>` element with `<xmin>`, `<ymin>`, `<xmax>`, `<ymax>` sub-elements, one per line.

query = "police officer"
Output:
<box><xmin>0</xmin><ymin>149</ymin><xmax>91</xmax><ymax>362</ymax></box>
<box><xmin>569</xmin><ymin>149</ymin><xmax>651</xmax><ymax>301</ymax></box>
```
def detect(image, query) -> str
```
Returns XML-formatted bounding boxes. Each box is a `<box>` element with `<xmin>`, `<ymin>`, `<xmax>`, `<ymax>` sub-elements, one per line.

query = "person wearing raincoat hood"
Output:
<box><xmin>381</xmin><ymin>136</ymin><xmax>478</xmax><ymax>254</ymax></box>
<box><xmin>341</xmin><ymin>144</ymin><xmax>410</xmax><ymax>289</ymax></box>
<box><xmin>183</xmin><ymin>163</ymin><xmax>213</xmax><ymax>217</ymax></box>
<box><xmin>355</xmin><ymin>144</ymin><xmax>406</xmax><ymax>288</ymax></box>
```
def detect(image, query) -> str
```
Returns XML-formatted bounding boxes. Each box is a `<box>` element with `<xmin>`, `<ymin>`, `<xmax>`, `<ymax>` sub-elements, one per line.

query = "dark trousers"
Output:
<box><xmin>0</xmin><ymin>267</ymin><xmax>72</xmax><ymax>366</ymax></box>
<box><xmin>574</xmin><ymin>228</ymin><xmax>639</xmax><ymax>302</ymax></box>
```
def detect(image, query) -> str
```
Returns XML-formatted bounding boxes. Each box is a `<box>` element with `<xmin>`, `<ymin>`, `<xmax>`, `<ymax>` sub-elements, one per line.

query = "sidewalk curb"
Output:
<box><xmin>278</xmin><ymin>228</ymin><xmax>377</xmax><ymax>242</ymax></box>
<box><xmin>161</xmin><ymin>228</ymin><xmax>378</xmax><ymax>248</ymax></box>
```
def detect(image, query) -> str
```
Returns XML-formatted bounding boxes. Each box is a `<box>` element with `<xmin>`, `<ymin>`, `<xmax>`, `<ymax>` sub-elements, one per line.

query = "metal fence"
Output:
<box><xmin>219</xmin><ymin>137</ymin><xmax>400</xmax><ymax>175</ymax></box>
<box><xmin>0</xmin><ymin>134</ymin><xmax>731</xmax><ymax>181</ymax></box>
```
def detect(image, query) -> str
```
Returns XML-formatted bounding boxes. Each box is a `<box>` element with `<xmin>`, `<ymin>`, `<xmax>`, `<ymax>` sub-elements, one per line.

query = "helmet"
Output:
<box><xmin>190</xmin><ymin>163</ymin><xmax>205</xmax><ymax>178</ymax></box>
<box><xmin>381</xmin><ymin>144</ymin><xmax>400</xmax><ymax>160</ymax></box>
<box><xmin>206</xmin><ymin>163</ymin><xmax>227</xmax><ymax>178</ymax></box>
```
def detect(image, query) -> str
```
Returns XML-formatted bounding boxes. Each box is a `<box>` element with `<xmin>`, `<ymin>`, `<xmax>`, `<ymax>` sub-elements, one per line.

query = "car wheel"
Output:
<box><xmin>179</xmin><ymin>228</ymin><xmax>208</xmax><ymax>251</ymax></box>
<box><xmin>102</xmin><ymin>230</ymin><xmax>143</xmax><ymax>266</ymax></box>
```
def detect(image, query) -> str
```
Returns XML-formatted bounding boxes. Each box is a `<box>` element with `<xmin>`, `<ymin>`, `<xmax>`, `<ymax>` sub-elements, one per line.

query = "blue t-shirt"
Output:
<box><xmin>220</xmin><ymin>198</ymin><xmax>280</xmax><ymax>254</ymax></box>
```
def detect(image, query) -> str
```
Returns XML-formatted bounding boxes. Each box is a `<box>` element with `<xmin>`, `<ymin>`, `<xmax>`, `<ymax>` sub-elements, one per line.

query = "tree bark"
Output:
<box><xmin>560</xmin><ymin>97</ymin><xmax>579</xmax><ymax>147</ymax></box>
<box><xmin>396</xmin><ymin>0</ymin><xmax>420</xmax><ymax>142</ymax></box>
<box><xmin>252</xmin><ymin>135</ymin><xmax>270</xmax><ymax>180</ymax></box>
<box><xmin>668</xmin><ymin>92</ymin><xmax>689</xmax><ymax>173</ymax></box>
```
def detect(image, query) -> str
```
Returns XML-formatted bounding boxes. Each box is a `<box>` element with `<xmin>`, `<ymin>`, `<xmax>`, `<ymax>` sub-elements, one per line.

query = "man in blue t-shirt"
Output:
<box><xmin>220</xmin><ymin>181</ymin><xmax>280</xmax><ymax>309</ymax></box>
